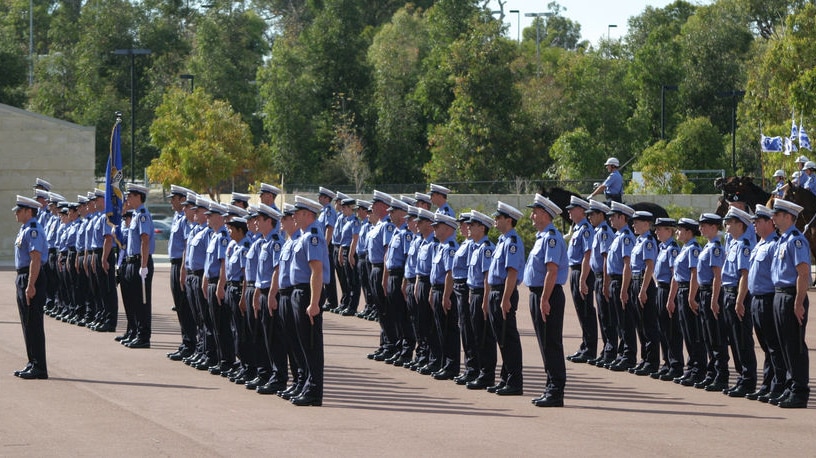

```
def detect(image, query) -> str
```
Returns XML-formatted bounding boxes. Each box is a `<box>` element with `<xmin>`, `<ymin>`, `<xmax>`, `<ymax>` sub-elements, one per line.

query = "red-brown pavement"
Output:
<box><xmin>1</xmin><ymin>267</ymin><xmax>814</xmax><ymax>456</ymax></box>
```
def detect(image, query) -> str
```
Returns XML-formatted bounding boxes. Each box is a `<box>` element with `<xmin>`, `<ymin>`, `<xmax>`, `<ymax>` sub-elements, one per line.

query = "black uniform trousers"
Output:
<box><xmin>405</xmin><ymin>278</ymin><xmax>419</xmax><ymax>362</ymax></box>
<box><xmin>226</xmin><ymin>283</ymin><xmax>248</xmax><ymax>369</ymax></box>
<box><xmin>388</xmin><ymin>271</ymin><xmax>414</xmax><ymax>359</ymax></box>
<box><xmin>751</xmin><ymin>292</ymin><xmax>786</xmax><ymax>394</ymax></box>
<box><xmin>58</xmin><ymin>253</ymin><xmax>73</xmax><ymax>315</ymax></box>
<box><xmin>97</xmin><ymin>251</ymin><xmax>119</xmax><ymax>328</ymax></box>
<box><xmin>323</xmin><ymin>243</ymin><xmax>339</xmax><ymax>309</ymax></box>
<box><xmin>569</xmin><ymin>268</ymin><xmax>597</xmax><ymax>358</ymax></box>
<box><xmin>488</xmin><ymin>285</ymin><xmax>522</xmax><ymax>389</ymax></box>
<box><xmin>279</xmin><ymin>288</ymin><xmax>306</xmax><ymax>388</ymax></box>
<box><xmin>87</xmin><ymin>250</ymin><xmax>104</xmax><ymax>324</ymax></box>
<box><xmin>122</xmin><ymin>256</ymin><xmax>153</xmax><ymax>341</ymax></box>
<box><xmin>609</xmin><ymin>275</ymin><xmax>635</xmax><ymax>363</ymax></box>
<box><xmin>469</xmin><ymin>287</ymin><xmax>496</xmax><ymax>383</ymax></box>
<box><xmin>171</xmin><ymin>260</ymin><xmax>196</xmax><ymax>353</ymax></box>
<box><xmin>773</xmin><ymin>288</ymin><xmax>810</xmax><ymax>399</ymax></box>
<box><xmin>291</xmin><ymin>285</ymin><xmax>324</xmax><ymax>399</ymax></box>
<box><xmin>74</xmin><ymin>253</ymin><xmax>89</xmax><ymax>321</ymax></box>
<box><xmin>185</xmin><ymin>270</ymin><xmax>214</xmax><ymax>360</ymax></box>
<box><xmin>454</xmin><ymin>281</ymin><xmax>476</xmax><ymax>377</ymax></box>
<box><xmin>698</xmin><ymin>288</ymin><xmax>730</xmax><ymax>383</ymax></box>
<box><xmin>342</xmin><ymin>248</ymin><xmax>361</xmax><ymax>312</ymax></box>
<box><xmin>677</xmin><ymin>285</ymin><xmax>705</xmax><ymax>378</ymax></box>
<box><xmin>45</xmin><ymin>249</ymin><xmax>58</xmax><ymax>309</ymax></box>
<box><xmin>656</xmin><ymin>282</ymin><xmax>684</xmax><ymax>373</ymax></box>
<box><xmin>259</xmin><ymin>288</ymin><xmax>288</xmax><ymax>385</ymax></box>
<box><xmin>370</xmin><ymin>263</ymin><xmax>395</xmax><ymax>353</ymax></box>
<box><xmin>207</xmin><ymin>279</ymin><xmax>234</xmax><ymax>365</ymax></box>
<box><xmin>529</xmin><ymin>285</ymin><xmax>566</xmax><ymax>396</ymax></box>
<box><xmin>242</xmin><ymin>285</ymin><xmax>259</xmax><ymax>377</ymax></box>
<box><xmin>630</xmin><ymin>275</ymin><xmax>660</xmax><ymax>369</ymax></box>
<box><xmin>431</xmin><ymin>285</ymin><xmax>460</xmax><ymax>373</ymax></box>
<box><xmin>357</xmin><ymin>254</ymin><xmax>374</xmax><ymax>312</ymax></box>
<box><xmin>414</xmin><ymin>276</ymin><xmax>433</xmax><ymax>368</ymax></box>
<box><xmin>722</xmin><ymin>287</ymin><xmax>757</xmax><ymax>389</ymax></box>
<box><xmin>334</xmin><ymin>245</ymin><xmax>349</xmax><ymax>309</ymax></box>
<box><xmin>594</xmin><ymin>273</ymin><xmax>616</xmax><ymax>361</ymax></box>
<box><xmin>16</xmin><ymin>269</ymin><xmax>47</xmax><ymax>372</ymax></box>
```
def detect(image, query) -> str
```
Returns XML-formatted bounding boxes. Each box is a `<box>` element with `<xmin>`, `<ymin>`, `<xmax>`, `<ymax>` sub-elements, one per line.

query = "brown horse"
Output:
<box><xmin>714</xmin><ymin>176</ymin><xmax>772</xmax><ymax>216</ymax></box>
<box><xmin>779</xmin><ymin>185</ymin><xmax>816</xmax><ymax>282</ymax></box>
<box><xmin>541</xmin><ymin>186</ymin><xmax>669</xmax><ymax>219</ymax></box>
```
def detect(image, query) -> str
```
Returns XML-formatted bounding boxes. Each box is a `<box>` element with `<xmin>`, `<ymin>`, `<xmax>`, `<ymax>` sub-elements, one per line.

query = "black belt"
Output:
<box><xmin>126</xmin><ymin>255</ymin><xmax>141</xmax><ymax>263</ymax></box>
<box><xmin>279</xmin><ymin>287</ymin><xmax>294</xmax><ymax>295</ymax></box>
<box><xmin>207</xmin><ymin>276</ymin><xmax>219</xmax><ymax>283</ymax></box>
<box><xmin>371</xmin><ymin>262</ymin><xmax>384</xmax><ymax>268</ymax></box>
<box><xmin>453</xmin><ymin>279</ymin><xmax>467</xmax><ymax>285</ymax></box>
<box><xmin>417</xmin><ymin>275</ymin><xmax>431</xmax><ymax>282</ymax></box>
<box><xmin>16</xmin><ymin>267</ymin><xmax>30</xmax><ymax>274</ymax></box>
<box><xmin>170</xmin><ymin>258</ymin><xmax>183</xmax><ymax>266</ymax></box>
<box><xmin>677</xmin><ymin>281</ymin><xmax>690</xmax><ymax>288</ymax></box>
<box><xmin>259</xmin><ymin>287</ymin><xmax>270</xmax><ymax>294</ymax></box>
<box><xmin>698</xmin><ymin>284</ymin><xmax>712</xmax><ymax>292</ymax></box>
<box><xmin>752</xmin><ymin>291</ymin><xmax>774</xmax><ymax>299</ymax></box>
<box><xmin>191</xmin><ymin>269</ymin><xmax>204</xmax><ymax>276</ymax></box>
<box><xmin>388</xmin><ymin>268</ymin><xmax>404</xmax><ymax>276</ymax></box>
<box><xmin>775</xmin><ymin>286</ymin><xmax>796</xmax><ymax>295</ymax></box>
<box><xmin>570</xmin><ymin>265</ymin><xmax>581</xmax><ymax>270</ymax></box>
<box><xmin>431</xmin><ymin>284</ymin><xmax>445</xmax><ymax>291</ymax></box>
<box><xmin>722</xmin><ymin>286</ymin><xmax>738</xmax><ymax>294</ymax></box>
<box><xmin>470</xmin><ymin>287</ymin><xmax>484</xmax><ymax>294</ymax></box>
<box><xmin>489</xmin><ymin>283</ymin><xmax>505</xmax><ymax>289</ymax></box>
<box><xmin>631</xmin><ymin>273</ymin><xmax>643</xmax><ymax>281</ymax></box>
<box><xmin>658</xmin><ymin>281</ymin><xmax>670</xmax><ymax>289</ymax></box>
<box><xmin>293</xmin><ymin>283</ymin><xmax>310</xmax><ymax>290</ymax></box>
<box><xmin>92</xmin><ymin>248</ymin><xmax>103</xmax><ymax>254</ymax></box>
<box><xmin>68</xmin><ymin>248</ymin><xmax>77</xmax><ymax>253</ymax></box>
<box><xmin>358</xmin><ymin>253</ymin><xmax>367</xmax><ymax>260</ymax></box>
<box><xmin>48</xmin><ymin>248</ymin><xmax>57</xmax><ymax>254</ymax></box>
<box><xmin>610</xmin><ymin>274</ymin><xmax>622</xmax><ymax>281</ymax></box>
<box><xmin>529</xmin><ymin>286</ymin><xmax>543</xmax><ymax>294</ymax></box>
<box><xmin>227</xmin><ymin>280</ymin><xmax>243</xmax><ymax>287</ymax></box>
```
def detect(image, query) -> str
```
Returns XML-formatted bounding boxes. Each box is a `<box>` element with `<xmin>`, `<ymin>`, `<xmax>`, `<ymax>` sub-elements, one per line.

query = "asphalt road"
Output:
<box><xmin>1</xmin><ymin>267</ymin><xmax>814</xmax><ymax>456</ymax></box>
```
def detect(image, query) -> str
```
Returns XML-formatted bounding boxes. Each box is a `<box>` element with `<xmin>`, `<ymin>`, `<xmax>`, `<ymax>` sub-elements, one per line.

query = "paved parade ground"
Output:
<box><xmin>1</xmin><ymin>266</ymin><xmax>814</xmax><ymax>456</ymax></box>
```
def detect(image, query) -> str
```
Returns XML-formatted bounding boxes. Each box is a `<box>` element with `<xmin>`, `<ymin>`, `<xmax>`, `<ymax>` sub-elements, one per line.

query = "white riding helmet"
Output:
<box><xmin>773</xmin><ymin>169</ymin><xmax>786</xmax><ymax>178</ymax></box>
<box><xmin>604</xmin><ymin>157</ymin><xmax>620</xmax><ymax>167</ymax></box>
<box><xmin>796</xmin><ymin>155</ymin><xmax>809</xmax><ymax>164</ymax></box>
<box><xmin>805</xmin><ymin>161</ymin><xmax>816</xmax><ymax>170</ymax></box>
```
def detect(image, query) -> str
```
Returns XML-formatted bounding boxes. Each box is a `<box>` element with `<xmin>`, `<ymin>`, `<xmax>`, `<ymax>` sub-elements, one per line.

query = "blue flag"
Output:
<box><xmin>760</xmin><ymin>135</ymin><xmax>783</xmax><ymax>153</ymax></box>
<box><xmin>800</xmin><ymin>125</ymin><xmax>811</xmax><ymax>151</ymax></box>
<box><xmin>106</xmin><ymin>117</ymin><xmax>125</xmax><ymax>242</ymax></box>
<box><xmin>791</xmin><ymin>118</ymin><xmax>798</xmax><ymax>139</ymax></box>
<box><xmin>785</xmin><ymin>136</ymin><xmax>798</xmax><ymax>155</ymax></box>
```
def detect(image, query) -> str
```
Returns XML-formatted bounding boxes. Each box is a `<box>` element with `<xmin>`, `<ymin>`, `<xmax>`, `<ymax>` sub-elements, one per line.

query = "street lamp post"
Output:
<box><xmin>509</xmin><ymin>9</ymin><xmax>520</xmax><ymax>44</ymax></box>
<box><xmin>661</xmin><ymin>85</ymin><xmax>678</xmax><ymax>140</ymax></box>
<box><xmin>524</xmin><ymin>12</ymin><xmax>553</xmax><ymax>76</ymax></box>
<box><xmin>180</xmin><ymin>73</ymin><xmax>194</xmax><ymax>92</ymax></box>
<box><xmin>607</xmin><ymin>24</ymin><xmax>617</xmax><ymax>58</ymax></box>
<box><xmin>113</xmin><ymin>48</ymin><xmax>152</xmax><ymax>183</ymax></box>
<box><xmin>717</xmin><ymin>90</ymin><xmax>746</xmax><ymax>175</ymax></box>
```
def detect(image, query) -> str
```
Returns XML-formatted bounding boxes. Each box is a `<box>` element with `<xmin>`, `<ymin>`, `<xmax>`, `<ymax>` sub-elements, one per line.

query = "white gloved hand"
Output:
<box><xmin>139</xmin><ymin>267</ymin><xmax>148</xmax><ymax>280</ymax></box>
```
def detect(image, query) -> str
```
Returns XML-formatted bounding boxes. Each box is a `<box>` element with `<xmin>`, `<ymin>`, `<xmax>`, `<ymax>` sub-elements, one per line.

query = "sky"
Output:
<box><xmin>487</xmin><ymin>0</ymin><xmax>713</xmax><ymax>47</ymax></box>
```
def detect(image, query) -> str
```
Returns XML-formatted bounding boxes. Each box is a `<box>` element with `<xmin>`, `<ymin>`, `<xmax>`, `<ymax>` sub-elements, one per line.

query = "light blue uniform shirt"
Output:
<box><xmin>523</xmin><ymin>224</ymin><xmax>568</xmax><ymax>286</ymax></box>
<box><xmin>385</xmin><ymin>223</ymin><xmax>412</xmax><ymax>271</ymax></box>
<box><xmin>415</xmin><ymin>234</ymin><xmax>436</xmax><ymax>277</ymax></box>
<box><xmin>673</xmin><ymin>239</ymin><xmax>700</xmax><ymax>283</ymax></box>
<box><xmin>630</xmin><ymin>231</ymin><xmax>657</xmax><ymax>275</ymax></box>
<box><xmin>339</xmin><ymin>214</ymin><xmax>360</xmax><ymax>247</ymax></box>
<box><xmin>430</xmin><ymin>234</ymin><xmax>458</xmax><ymax>285</ymax></box>
<box><xmin>604</xmin><ymin>170</ymin><xmax>623</xmax><ymax>196</ymax></box>
<box><xmin>487</xmin><ymin>229</ymin><xmax>525</xmax><ymax>286</ymax></box>
<box><xmin>168</xmin><ymin>211</ymin><xmax>188</xmax><ymax>259</ymax></box>
<box><xmin>256</xmin><ymin>232</ymin><xmax>282</xmax><ymax>288</ymax></box>
<box><xmin>748</xmin><ymin>235</ymin><xmax>777</xmax><ymax>295</ymax></box>
<box><xmin>467</xmin><ymin>236</ymin><xmax>494</xmax><ymax>289</ymax></box>
<box><xmin>367</xmin><ymin>216</ymin><xmax>394</xmax><ymax>264</ymax></box>
<box><xmin>722</xmin><ymin>235</ymin><xmax>753</xmax><ymax>287</ymax></box>
<box><xmin>654</xmin><ymin>239</ymin><xmax>679</xmax><ymax>284</ymax></box>
<box><xmin>696</xmin><ymin>237</ymin><xmax>724</xmax><ymax>286</ymax></box>
<box><xmin>15</xmin><ymin>217</ymin><xmax>47</xmax><ymax>269</ymax></box>
<box><xmin>452</xmin><ymin>239</ymin><xmax>472</xmax><ymax>281</ymax></box>
<box><xmin>590</xmin><ymin>222</ymin><xmax>613</xmax><ymax>273</ymax></box>
<box><xmin>405</xmin><ymin>231</ymin><xmax>422</xmax><ymax>280</ymax></box>
<box><xmin>356</xmin><ymin>218</ymin><xmax>371</xmax><ymax>256</ymax></box>
<box><xmin>291</xmin><ymin>222</ymin><xmax>330</xmax><ymax>285</ymax></box>
<box><xmin>244</xmin><ymin>235</ymin><xmax>264</xmax><ymax>287</ymax></box>
<box><xmin>126</xmin><ymin>206</ymin><xmax>155</xmax><ymax>256</ymax></box>
<box><xmin>186</xmin><ymin>224</ymin><xmax>211</xmax><ymax>271</ymax></box>
<box><xmin>567</xmin><ymin>219</ymin><xmax>592</xmax><ymax>266</ymax></box>
<box><xmin>278</xmin><ymin>232</ymin><xmax>301</xmax><ymax>290</ymax></box>
<box><xmin>318</xmin><ymin>204</ymin><xmax>337</xmax><ymax>237</ymax></box>
<box><xmin>204</xmin><ymin>225</ymin><xmax>229</xmax><ymax>279</ymax></box>
<box><xmin>605</xmin><ymin>226</ymin><xmax>635</xmax><ymax>276</ymax></box>
<box><xmin>771</xmin><ymin>225</ymin><xmax>811</xmax><ymax>287</ymax></box>
<box><xmin>436</xmin><ymin>203</ymin><xmax>455</xmax><ymax>217</ymax></box>
<box><xmin>225</xmin><ymin>236</ymin><xmax>251</xmax><ymax>282</ymax></box>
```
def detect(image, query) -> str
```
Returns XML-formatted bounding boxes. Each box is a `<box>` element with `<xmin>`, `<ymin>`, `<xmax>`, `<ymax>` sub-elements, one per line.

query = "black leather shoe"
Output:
<box><xmin>570</xmin><ymin>355</ymin><xmax>590</xmax><ymax>364</ymax></box>
<box><xmin>454</xmin><ymin>373</ymin><xmax>477</xmax><ymax>385</ymax></box>
<box><xmin>291</xmin><ymin>394</ymin><xmax>322</xmax><ymax>406</ymax></box>
<box><xmin>486</xmin><ymin>382</ymin><xmax>506</xmax><ymax>393</ymax></box>
<box><xmin>566</xmin><ymin>350</ymin><xmax>582</xmax><ymax>361</ymax></box>
<box><xmin>681</xmin><ymin>375</ymin><xmax>703</xmax><ymax>387</ymax></box>
<box><xmin>341</xmin><ymin>308</ymin><xmax>356</xmax><ymax>316</ymax></box>
<box><xmin>727</xmin><ymin>385</ymin><xmax>754</xmax><ymax>398</ymax></box>
<box><xmin>650</xmin><ymin>367</ymin><xmax>669</xmax><ymax>379</ymax></box>
<box><xmin>245</xmin><ymin>376</ymin><xmax>267</xmax><ymax>390</ymax></box>
<box><xmin>466</xmin><ymin>378</ymin><xmax>494</xmax><ymax>390</ymax></box>
<box><xmin>167</xmin><ymin>350</ymin><xmax>183</xmax><ymax>360</ymax></box>
<box><xmin>126</xmin><ymin>338</ymin><xmax>150</xmax><ymax>349</ymax></box>
<box><xmin>704</xmin><ymin>381</ymin><xmax>728</xmax><ymax>392</ymax></box>
<box><xmin>280</xmin><ymin>385</ymin><xmax>303</xmax><ymax>400</ymax></box>
<box><xmin>114</xmin><ymin>333</ymin><xmax>130</xmax><ymax>342</ymax></box>
<box><xmin>257</xmin><ymin>381</ymin><xmax>286</xmax><ymax>395</ymax></box>
<box><xmin>495</xmin><ymin>385</ymin><xmax>523</xmax><ymax>396</ymax></box>
<box><xmin>18</xmin><ymin>368</ymin><xmax>48</xmax><ymax>379</ymax></box>
<box><xmin>366</xmin><ymin>349</ymin><xmax>382</xmax><ymax>360</ymax></box>
<box><xmin>633</xmin><ymin>365</ymin><xmax>657</xmax><ymax>376</ymax></box>
<box><xmin>693</xmin><ymin>377</ymin><xmax>715</xmax><ymax>389</ymax></box>
<box><xmin>758</xmin><ymin>391</ymin><xmax>782</xmax><ymax>403</ymax></box>
<box><xmin>534</xmin><ymin>395</ymin><xmax>564</xmax><ymax>407</ymax></box>
<box><xmin>769</xmin><ymin>390</ymin><xmax>791</xmax><ymax>406</ymax></box>
<box><xmin>628</xmin><ymin>361</ymin><xmax>645</xmax><ymax>374</ymax></box>
<box><xmin>14</xmin><ymin>363</ymin><xmax>33</xmax><ymax>377</ymax></box>
<box><xmin>417</xmin><ymin>364</ymin><xmax>440</xmax><ymax>376</ymax></box>
<box><xmin>661</xmin><ymin>370</ymin><xmax>684</xmax><ymax>382</ymax></box>
<box><xmin>384</xmin><ymin>353</ymin><xmax>401</xmax><ymax>365</ymax></box>
<box><xmin>432</xmin><ymin>369</ymin><xmax>456</xmax><ymax>381</ymax></box>
<box><xmin>373</xmin><ymin>351</ymin><xmax>394</xmax><ymax>362</ymax></box>
<box><xmin>745</xmin><ymin>388</ymin><xmax>769</xmax><ymax>401</ymax></box>
<box><xmin>778</xmin><ymin>396</ymin><xmax>808</xmax><ymax>409</ymax></box>
<box><xmin>609</xmin><ymin>361</ymin><xmax>635</xmax><ymax>372</ymax></box>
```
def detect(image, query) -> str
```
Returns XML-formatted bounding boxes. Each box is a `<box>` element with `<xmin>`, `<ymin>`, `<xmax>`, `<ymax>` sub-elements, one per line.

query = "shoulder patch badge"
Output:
<box><xmin>646</xmin><ymin>241</ymin><xmax>653</xmax><ymax>250</ymax></box>
<box><xmin>387</xmin><ymin>225</ymin><xmax>395</xmax><ymax>232</ymax></box>
<box><xmin>713</xmin><ymin>247</ymin><xmax>721</xmax><ymax>257</ymax></box>
<box><xmin>743</xmin><ymin>247</ymin><xmax>750</xmax><ymax>257</ymax></box>
<box><xmin>310</xmin><ymin>236</ymin><xmax>319</xmax><ymax>246</ymax></box>
<box><xmin>692</xmin><ymin>249</ymin><xmax>700</xmax><ymax>257</ymax></box>
<box><xmin>31</xmin><ymin>229</ymin><xmax>38</xmax><ymax>239</ymax></box>
<box><xmin>624</xmin><ymin>237</ymin><xmax>631</xmax><ymax>246</ymax></box>
<box><xmin>795</xmin><ymin>239</ymin><xmax>803</xmax><ymax>249</ymax></box>
<box><xmin>484</xmin><ymin>249</ymin><xmax>493</xmax><ymax>258</ymax></box>
<box><xmin>583</xmin><ymin>230</ymin><xmax>590</xmax><ymax>238</ymax></box>
<box><xmin>509</xmin><ymin>245</ymin><xmax>517</xmax><ymax>254</ymax></box>
<box><xmin>140</xmin><ymin>215</ymin><xmax>146</xmax><ymax>223</ymax></box>
<box><xmin>671</xmin><ymin>249</ymin><xmax>678</xmax><ymax>257</ymax></box>
<box><xmin>548</xmin><ymin>238</ymin><xmax>556</xmax><ymax>247</ymax></box>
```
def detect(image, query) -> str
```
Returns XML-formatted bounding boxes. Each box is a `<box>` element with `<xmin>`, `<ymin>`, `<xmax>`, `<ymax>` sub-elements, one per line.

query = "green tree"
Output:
<box><xmin>629</xmin><ymin>140</ymin><xmax>694</xmax><ymax>194</ymax></box>
<box><xmin>147</xmin><ymin>88</ymin><xmax>255</xmax><ymax>197</ymax></box>
<box><xmin>548</xmin><ymin>128</ymin><xmax>607</xmax><ymax>185</ymax></box>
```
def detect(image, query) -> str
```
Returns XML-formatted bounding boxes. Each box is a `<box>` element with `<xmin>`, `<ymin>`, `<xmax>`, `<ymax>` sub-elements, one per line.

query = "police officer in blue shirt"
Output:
<box><xmin>317</xmin><ymin>187</ymin><xmax>338</xmax><ymax>311</ymax></box>
<box><xmin>604</xmin><ymin>202</ymin><xmax>637</xmax><ymax>371</ymax></box>
<box><xmin>240</xmin><ymin>205</ymin><xmax>269</xmax><ymax>386</ymax></box>
<box><xmin>463</xmin><ymin>211</ymin><xmax>497</xmax><ymax>390</ymax></box>
<box><xmin>429</xmin><ymin>184</ymin><xmax>454</xmax><ymax>217</ymax></box>
<box><xmin>182</xmin><ymin>195</ymin><xmax>212</xmax><ymax>366</ymax></box>
<box><xmin>696</xmin><ymin>213</ymin><xmax>729</xmax><ymax>392</ymax></box>
<box><xmin>38</xmin><ymin>191</ymin><xmax>58</xmax><ymax>315</ymax></box>
<box><xmin>524</xmin><ymin>195</ymin><xmax>568</xmax><ymax>407</ymax></box>
<box><xmin>564</xmin><ymin>196</ymin><xmax>597</xmax><ymax>364</ymax></box>
<box><xmin>12</xmin><ymin>196</ymin><xmax>49</xmax><ymax>379</ymax></box>
<box><xmin>452</xmin><ymin>212</ymin><xmax>476</xmax><ymax>384</ymax></box>
<box><xmin>802</xmin><ymin>161</ymin><xmax>816</xmax><ymax>196</ymax></box>
<box><xmin>73</xmin><ymin>195</ymin><xmax>91</xmax><ymax>326</ymax></box>
<box><xmin>337</xmin><ymin>198</ymin><xmax>361</xmax><ymax>316</ymax></box>
<box><xmin>769</xmin><ymin>199</ymin><xmax>810</xmax><ymax>408</ymax></box>
<box><xmin>747</xmin><ymin>205</ymin><xmax>786</xmax><ymax>402</ymax></box>
<box><xmin>411</xmin><ymin>208</ymin><xmax>436</xmax><ymax>372</ymax></box>
<box><xmin>629</xmin><ymin>211</ymin><xmax>661</xmax><ymax>376</ymax></box>
<box><xmin>668</xmin><ymin>218</ymin><xmax>706</xmax><ymax>386</ymax></box>
<box><xmin>383</xmin><ymin>198</ymin><xmax>414</xmax><ymax>366</ymax></box>
<box><xmin>652</xmin><ymin>218</ymin><xmax>683</xmax><ymax>381</ymax></box>
<box><xmin>353</xmin><ymin>200</ymin><xmax>374</xmax><ymax>318</ymax></box>
<box><xmin>224</xmin><ymin>217</ymin><xmax>251</xmax><ymax>382</ymax></box>
<box><xmin>366</xmin><ymin>191</ymin><xmax>397</xmax><ymax>362</ymax></box>
<box><xmin>122</xmin><ymin>183</ymin><xmax>155</xmax><ymax>349</ymax></box>
<box><xmin>486</xmin><ymin>201</ymin><xmax>526</xmax><ymax>395</ymax></box>
<box><xmin>258</xmin><ymin>183</ymin><xmax>282</xmax><ymax>211</ymax></box>
<box><xmin>588</xmin><ymin>157</ymin><xmax>623</xmax><ymax>203</ymax></box>
<box><xmin>166</xmin><ymin>185</ymin><xmax>196</xmax><ymax>360</ymax></box>
<box><xmin>427</xmin><ymin>213</ymin><xmax>461</xmax><ymax>380</ymax></box>
<box><xmin>772</xmin><ymin>170</ymin><xmax>786</xmax><ymax>198</ymax></box>
<box><xmin>587</xmin><ymin>200</ymin><xmax>615</xmax><ymax>366</ymax></box>
<box><xmin>288</xmin><ymin>196</ymin><xmax>330</xmax><ymax>406</ymax></box>
<box><xmin>203</xmin><ymin>202</ymin><xmax>233</xmax><ymax>375</ymax></box>
<box><xmin>721</xmin><ymin>207</ymin><xmax>758</xmax><ymax>397</ymax></box>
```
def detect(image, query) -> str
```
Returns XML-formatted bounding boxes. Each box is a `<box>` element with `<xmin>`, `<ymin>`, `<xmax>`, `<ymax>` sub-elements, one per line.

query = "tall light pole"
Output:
<box><xmin>509</xmin><ymin>9</ymin><xmax>520</xmax><ymax>44</ymax></box>
<box><xmin>661</xmin><ymin>85</ymin><xmax>678</xmax><ymax>140</ymax></box>
<box><xmin>717</xmin><ymin>89</ymin><xmax>746</xmax><ymax>175</ymax></box>
<box><xmin>524</xmin><ymin>12</ymin><xmax>553</xmax><ymax>76</ymax></box>
<box><xmin>113</xmin><ymin>48</ymin><xmax>152</xmax><ymax>183</ymax></box>
<box><xmin>180</xmin><ymin>73</ymin><xmax>194</xmax><ymax>92</ymax></box>
<box><xmin>29</xmin><ymin>0</ymin><xmax>33</xmax><ymax>85</ymax></box>
<box><xmin>607</xmin><ymin>24</ymin><xmax>617</xmax><ymax>58</ymax></box>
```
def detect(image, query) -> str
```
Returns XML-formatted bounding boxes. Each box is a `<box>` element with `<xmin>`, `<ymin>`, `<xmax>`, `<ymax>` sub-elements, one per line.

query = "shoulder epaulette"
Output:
<box><xmin>510</xmin><ymin>235</ymin><xmax>518</xmax><ymax>243</ymax></box>
<box><xmin>243</xmin><ymin>242</ymin><xmax>250</xmax><ymax>248</ymax></box>
<box><xmin>139</xmin><ymin>208</ymin><xmax>146</xmax><ymax>213</ymax></box>
<box><xmin>448</xmin><ymin>240</ymin><xmax>455</xmax><ymax>247</ymax></box>
<box><xmin>29</xmin><ymin>222</ymin><xmax>36</xmax><ymax>228</ymax></box>
<box><xmin>792</xmin><ymin>230</ymin><xmax>800</xmax><ymax>236</ymax></box>
<box><xmin>548</xmin><ymin>229</ymin><xmax>556</xmax><ymax>235</ymax></box>
<box><xmin>272</xmin><ymin>233</ymin><xmax>280</xmax><ymax>241</ymax></box>
<box><xmin>311</xmin><ymin>227</ymin><xmax>318</xmax><ymax>234</ymax></box>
